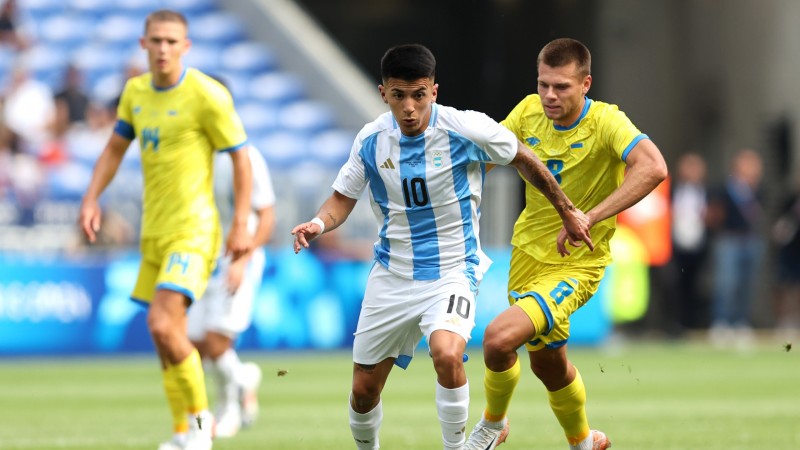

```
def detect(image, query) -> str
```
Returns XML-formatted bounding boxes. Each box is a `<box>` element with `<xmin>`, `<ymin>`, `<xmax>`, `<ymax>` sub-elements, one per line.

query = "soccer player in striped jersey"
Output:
<box><xmin>291</xmin><ymin>44</ymin><xmax>593</xmax><ymax>450</ymax></box>
<box><xmin>464</xmin><ymin>38</ymin><xmax>668</xmax><ymax>450</ymax></box>
<box><xmin>79</xmin><ymin>10</ymin><xmax>252</xmax><ymax>450</ymax></box>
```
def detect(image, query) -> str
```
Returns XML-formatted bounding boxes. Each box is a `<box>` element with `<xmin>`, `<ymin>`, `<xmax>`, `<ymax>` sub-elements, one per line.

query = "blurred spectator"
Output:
<box><xmin>54</xmin><ymin>65</ymin><xmax>91</xmax><ymax>130</ymax></box>
<box><xmin>64</xmin><ymin>101</ymin><xmax>116</xmax><ymax>163</ymax></box>
<box><xmin>0</xmin><ymin>123</ymin><xmax>43</xmax><ymax>225</ymax></box>
<box><xmin>670</xmin><ymin>153</ymin><xmax>710</xmax><ymax>330</ymax></box>
<box><xmin>0</xmin><ymin>0</ymin><xmax>28</xmax><ymax>51</ymax></box>
<box><xmin>772</xmin><ymin>178</ymin><xmax>800</xmax><ymax>337</ymax></box>
<box><xmin>2</xmin><ymin>57</ymin><xmax>56</xmax><ymax>156</ymax></box>
<box><xmin>707</xmin><ymin>149</ymin><xmax>766</xmax><ymax>347</ymax></box>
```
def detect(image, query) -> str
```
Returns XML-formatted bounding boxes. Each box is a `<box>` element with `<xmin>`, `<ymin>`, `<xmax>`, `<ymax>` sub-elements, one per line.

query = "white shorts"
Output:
<box><xmin>187</xmin><ymin>248</ymin><xmax>266</xmax><ymax>341</ymax></box>
<box><xmin>352</xmin><ymin>263</ymin><xmax>478</xmax><ymax>370</ymax></box>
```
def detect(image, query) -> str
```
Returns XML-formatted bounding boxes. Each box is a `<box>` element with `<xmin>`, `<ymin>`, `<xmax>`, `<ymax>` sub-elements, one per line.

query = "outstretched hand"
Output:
<box><xmin>556</xmin><ymin>209</ymin><xmax>594</xmax><ymax>257</ymax></box>
<box><xmin>291</xmin><ymin>221</ymin><xmax>323</xmax><ymax>254</ymax></box>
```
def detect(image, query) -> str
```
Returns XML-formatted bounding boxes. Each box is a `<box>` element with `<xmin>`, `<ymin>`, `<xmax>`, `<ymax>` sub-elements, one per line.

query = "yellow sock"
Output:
<box><xmin>483</xmin><ymin>357</ymin><xmax>521</xmax><ymax>422</ymax></box>
<box><xmin>548</xmin><ymin>368</ymin><xmax>590</xmax><ymax>445</ymax></box>
<box><xmin>162</xmin><ymin>365</ymin><xmax>189</xmax><ymax>433</ymax></box>
<box><xmin>171</xmin><ymin>349</ymin><xmax>209</xmax><ymax>414</ymax></box>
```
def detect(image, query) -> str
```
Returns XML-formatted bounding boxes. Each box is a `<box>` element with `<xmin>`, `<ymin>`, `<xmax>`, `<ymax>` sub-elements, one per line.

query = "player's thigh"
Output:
<box><xmin>419</xmin><ymin>269</ymin><xmax>477</xmax><ymax>347</ymax></box>
<box><xmin>131</xmin><ymin>238</ymin><xmax>161</xmax><ymax>304</ymax></box>
<box><xmin>508</xmin><ymin>250</ymin><xmax>604</xmax><ymax>351</ymax></box>
<box><xmin>353</xmin><ymin>264</ymin><xmax>422</xmax><ymax>368</ymax></box>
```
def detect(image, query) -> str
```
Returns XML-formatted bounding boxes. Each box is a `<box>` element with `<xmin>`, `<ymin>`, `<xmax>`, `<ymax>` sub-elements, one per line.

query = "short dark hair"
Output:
<box><xmin>380</xmin><ymin>44</ymin><xmax>436</xmax><ymax>82</ymax></box>
<box><xmin>144</xmin><ymin>9</ymin><xmax>188</xmax><ymax>34</ymax></box>
<box><xmin>537</xmin><ymin>38</ymin><xmax>591</xmax><ymax>78</ymax></box>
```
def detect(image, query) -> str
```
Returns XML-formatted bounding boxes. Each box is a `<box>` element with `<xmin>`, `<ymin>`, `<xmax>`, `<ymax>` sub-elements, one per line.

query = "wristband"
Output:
<box><xmin>310</xmin><ymin>217</ymin><xmax>326</xmax><ymax>234</ymax></box>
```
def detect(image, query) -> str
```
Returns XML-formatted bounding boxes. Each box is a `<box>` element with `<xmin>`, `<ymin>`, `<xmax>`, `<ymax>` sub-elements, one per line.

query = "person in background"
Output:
<box><xmin>78</xmin><ymin>10</ymin><xmax>253</xmax><ymax>450</ymax></box>
<box><xmin>187</xmin><ymin>145</ymin><xmax>275</xmax><ymax>439</ymax></box>
<box><xmin>706</xmin><ymin>148</ymin><xmax>766</xmax><ymax>348</ymax></box>
<box><xmin>670</xmin><ymin>152</ymin><xmax>710</xmax><ymax>331</ymax></box>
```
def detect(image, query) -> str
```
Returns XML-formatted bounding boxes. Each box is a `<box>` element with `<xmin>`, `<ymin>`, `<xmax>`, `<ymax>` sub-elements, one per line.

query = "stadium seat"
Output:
<box><xmin>278</xmin><ymin>100</ymin><xmax>336</xmax><ymax>134</ymax></box>
<box><xmin>184</xmin><ymin>43</ymin><xmax>224</xmax><ymax>74</ymax></box>
<box><xmin>254</xmin><ymin>131</ymin><xmax>309</xmax><ymax>169</ymax></box>
<box><xmin>161</xmin><ymin>0</ymin><xmax>217</xmax><ymax>16</ymax></box>
<box><xmin>94</xmin><ymin>15</ymin><xmax>142</xmax><ymax>45</ymax></box>
<box><xmin>190</xmin><ymin>12</ymin><xmax>246</xmax><ymax>45</ymax></box>
<box><xmin>308</xmin><ymin>128</ymin><xmax>355</xmax><ymax>168</ymax></box>
<box><xmin>221</xmin><ymin>42</ymin><xmax>278</xmax><ymax>76</ymax></box>
<box><xmin>247</xmin><ymin>71</ymin><xmax>305</xmax><ymax>105</ymax></box>
<box><xmin>67</xmin><ymin>0</ymin><xmax>117</xmax><ymax>20</ymax></box>
<box><xmin>38</xmin><ymin>15</ymin><xmax>95</xmax><ymax>48</ymax></box>
<box><xmin>237</xmin><ymin>102</ymin><xmax>280</xmax><ymax>136</ymax></box>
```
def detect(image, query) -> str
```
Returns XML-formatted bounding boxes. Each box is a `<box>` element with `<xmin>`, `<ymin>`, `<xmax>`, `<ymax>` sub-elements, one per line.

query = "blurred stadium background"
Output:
<box><xmin>0</xmin><ymin>0</ymin><xmax>799</xmax><ymax>447</ymax></box>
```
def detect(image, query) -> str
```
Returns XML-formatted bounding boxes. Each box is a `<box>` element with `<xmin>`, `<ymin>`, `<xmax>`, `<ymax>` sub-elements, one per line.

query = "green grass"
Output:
<box><xmin>1</xmin><ymin>341</ymin><xmax>799</xmax><ymax>449</ymax></box>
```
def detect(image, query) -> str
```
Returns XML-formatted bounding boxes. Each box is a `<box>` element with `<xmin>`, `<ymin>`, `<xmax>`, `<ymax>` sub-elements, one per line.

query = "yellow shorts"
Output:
<box><xmin>131</xmin><ymin>230</ymin><xmax>221</xmax><ymax>305</ymax></box>
<box><xmin>507</xmin><ymin>247</ymin><xmax>605</xmax><ymax>351</ymax></box>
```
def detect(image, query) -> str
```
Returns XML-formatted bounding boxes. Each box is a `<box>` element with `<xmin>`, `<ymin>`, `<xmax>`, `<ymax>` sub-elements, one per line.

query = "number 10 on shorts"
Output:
<box><xmin>447</xmin><ymin>294</ymin><xmax>471</xmax><ymax>319</ymax></box>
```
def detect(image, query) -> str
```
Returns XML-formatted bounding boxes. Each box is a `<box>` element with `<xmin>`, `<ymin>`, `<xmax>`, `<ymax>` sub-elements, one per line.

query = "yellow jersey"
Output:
<box><xmin>502</xmin><ymin>95</ymin><xmax>648</xmax><ymax>266</ymax></box>
<box><xmin>115</xmin><ymin>68</ymin><xmax>247</xmax><ymax>238</ymax></box>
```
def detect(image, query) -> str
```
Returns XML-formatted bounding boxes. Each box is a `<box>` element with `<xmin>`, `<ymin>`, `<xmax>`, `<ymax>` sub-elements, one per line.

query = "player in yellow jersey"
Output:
<box><xmin>78</xmin><ymin>10</ymin><xmax>253</xmax><ymax>450</ymax></box>
<box><xmin>465</xmin><ymin>38</ymin><xmax>668</xmax><ymax>450</ymax></box>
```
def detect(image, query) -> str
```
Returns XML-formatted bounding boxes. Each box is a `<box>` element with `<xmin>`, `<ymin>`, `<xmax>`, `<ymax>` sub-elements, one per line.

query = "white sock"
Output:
<box><xmin>213</xmin><ymin>348</ymin><xmax>242</xmax><ymax>411</ymax></box>
<box><xmin>349</xmin><ymin>395</ymin><xmax>382</xmax><ymax>450</ymax></box>
<box><xmin>569</xmin><ymin>431</ymin><xmax>593</xmax><ymax>450</ymax></box>
<box><xmin>436</xmin><ymin>382</ymin><xmax>469</xmax><ymax>450</ymax></box>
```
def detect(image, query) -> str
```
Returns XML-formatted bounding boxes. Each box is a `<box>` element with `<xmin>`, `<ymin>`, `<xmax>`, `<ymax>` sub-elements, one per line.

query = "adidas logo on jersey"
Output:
<box><xmin>380</xmin><ymin>158</ymin><xmax>395</xmax><ymax>169</ymax></box>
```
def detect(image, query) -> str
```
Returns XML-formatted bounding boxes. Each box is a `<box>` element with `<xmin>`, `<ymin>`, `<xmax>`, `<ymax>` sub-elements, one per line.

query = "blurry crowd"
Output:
<box><xmin>667</xmin><ymin>149</ymin><xmax>800</xmax><ymax>345</ymax></box>
<box><xmin>0</xmin><ymin>0</ymin><xmax>142</xmax><ymax>249</ymax></box>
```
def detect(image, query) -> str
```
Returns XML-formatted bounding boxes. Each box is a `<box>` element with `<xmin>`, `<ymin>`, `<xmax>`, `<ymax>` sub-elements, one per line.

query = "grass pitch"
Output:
<box><xmin>0</xmin><ymin>340</ymin><xmax>798</xmax><ymax>449</ymax></box>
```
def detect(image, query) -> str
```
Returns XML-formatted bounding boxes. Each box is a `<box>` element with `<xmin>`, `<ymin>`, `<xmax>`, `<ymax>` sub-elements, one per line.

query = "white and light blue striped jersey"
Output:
<box><xmin>333</xmin><ymin>103</ymin><xmax>518</xmax><ymax>282</ymax></box>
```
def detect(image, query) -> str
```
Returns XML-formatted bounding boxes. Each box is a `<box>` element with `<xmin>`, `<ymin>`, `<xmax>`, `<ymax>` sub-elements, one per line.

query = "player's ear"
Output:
<box><xmin>378</xmin><ymin>84</ymin><xmax>388</xmax><ymax>104</ymax></box>
<box><xmin>431</xmin><ymin>83</ymin><xmax>438</xmax><ymax>102</ymax></box>
<box><xmin>582</xmin><ymin>75</ymin><xmax>592</xmax><ymax>95</ymax></box>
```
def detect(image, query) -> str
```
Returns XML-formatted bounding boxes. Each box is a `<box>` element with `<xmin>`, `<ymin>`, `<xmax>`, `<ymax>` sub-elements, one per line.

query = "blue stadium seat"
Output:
<box><xmin>308</xmin><ymin>128</ymin><xmax>355</xmax><ymax>168</ymax></box>
<box><xmin>161</xmin><ymin>0</ymin><xmax>217</xmax><ymax>16</ymax></box>
<box><xmin>38</xmin><ymin>15</ymin><xmax>95</xmax><ymax>48</ymax></box>
<box><xmin>255</xmin><ymin>131</ymin><xmax>309</xmax><ymax>169</ymax></box>
<box><xmin>24</xmin><ymin>44</ymin><xmax>70</xmax><ymax>87</ymax></box>
<box><xmin>46</xmin><ymin>162</ymin><xmax>93</xmax><ymax>201</ymax></box>
<box><xmin>209</xmin><ymin>70</ymin><xmax>248</xmax><ymax>102</ymax></box>
<box><xmin>67</xmin><ymin>0</ymin><xmax>117</xmax><ymax>20</ymax></box>
<box><xmin>221</xmin><ymin>42</ymin><xmax>277</xmax><ymax>76</ymax></box>
<box><xmin>237</xmin><ymin>102</ymin><xmax>280</xmax><ymax>136</ymax></box>
<box><xmin>190</xmin><ymin>12</ymin><xmax>246</xmax><ymax>45</ymax></box>
<box><xmin>247</xmin><ymin>72</ymin><xmax>305</xmax><ymax>106</ymax></box>
<box><xmin>184</xmin><ymin>43</ymin><xmax>224</xmax><ymax>74</ymax></box>
<box><xmin>278</xmin><ymin>100</ymin><xmax>336</xmax><ymax>134</ymax></box>
<box><xmin>94</xmin><ymin>15</ymin><xmax>142</xmax><ymax>46</ymax></box>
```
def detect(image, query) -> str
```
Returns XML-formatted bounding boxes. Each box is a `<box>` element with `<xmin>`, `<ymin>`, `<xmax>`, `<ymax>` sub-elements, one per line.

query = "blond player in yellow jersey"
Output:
<box><xmin>464</xmin><ymin>38</ymin><xmax>668</xmax><ymax>450</ymax></box>
<box><xmin>78</xmin><ymin>10</ymin><xmax>252</xmax><ymax>450</ymax></box>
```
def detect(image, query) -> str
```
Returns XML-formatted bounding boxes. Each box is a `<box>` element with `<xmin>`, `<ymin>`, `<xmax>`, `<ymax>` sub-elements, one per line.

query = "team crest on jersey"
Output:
<box><xmin>432</xmin><ymin>151</ymin><xmax>443</xmax><ymax>168</ymax></box>
<box><xmin>525</xmin><ymin>136</ymin><xmax>541</xmax><ymax>147</ymax></box>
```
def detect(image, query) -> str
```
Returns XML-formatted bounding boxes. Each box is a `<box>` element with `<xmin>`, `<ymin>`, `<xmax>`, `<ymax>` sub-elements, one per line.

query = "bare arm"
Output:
<box><xmin>226</xmin><ymin>146</ymin><xmax>254</xmax><ymax>261</ymax></box>
<box><xmin>291</xmin><ymin>191</ymin><xmax>358</xmax><ymax>253</ymax></box>
<box><xmin>556</xmin><ymin>138</ymin><xmax>668</xmax><ymax>254</ymax></box>
<box><xmin>508</xmin><ymin>140</ymin><xmax>594</xmax><ymax>251</ymax></box>
<box><xmin>226</xmin><ymin>204</ymin><xmax>275</xmax><ymax>294</ymax></box>
<box><xmin>585</xmin><ymin>139</ymin><xmax>668</xmax><ymax>225</ymax></box>
<box><xmin>78</xmin><ymin>133</ymin><xmax>131</xmax><ymax>243</ymax></box>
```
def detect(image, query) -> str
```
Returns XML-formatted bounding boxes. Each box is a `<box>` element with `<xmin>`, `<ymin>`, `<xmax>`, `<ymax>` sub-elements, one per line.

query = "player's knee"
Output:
<box><xmin>147</xmin><ymin>314</ymin><xmax>174</xmax><ymax>346</ymax></box>
<box><xmin>431</xmin><ymin>348</ymin><xmax>463</xmax><ymax>374</ymax></box>
<box><xmin>482</xmin><ymin>323</ymin><xmax>517</xmax><ymax>357</ymax></box>
<box><xmin>351</xmin><ymin>382</ymin><xmax>381</xmax><ymax>411</ymax></box>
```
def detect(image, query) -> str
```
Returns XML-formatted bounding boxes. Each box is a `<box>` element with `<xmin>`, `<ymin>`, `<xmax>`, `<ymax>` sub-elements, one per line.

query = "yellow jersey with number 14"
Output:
<box><xmin>115</xmin><ymin>68</ymin><xmax>247</xmax><ymax>238</ymax></box>
<box><xmin>501</xmin><ymin>94</ymin><xmax>648</xmax><ymax>267</ymax></box>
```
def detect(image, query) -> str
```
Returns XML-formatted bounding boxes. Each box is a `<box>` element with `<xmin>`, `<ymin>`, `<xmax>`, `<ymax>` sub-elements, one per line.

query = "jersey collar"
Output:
<box><xmin>553</xmin><ymin>97</ymin><xmax>592</xmax><ymax>131</ymax></box>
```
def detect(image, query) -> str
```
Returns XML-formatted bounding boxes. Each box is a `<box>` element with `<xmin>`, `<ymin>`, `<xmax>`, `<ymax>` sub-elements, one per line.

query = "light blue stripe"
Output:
<box><xmin>114</xmin><ymin>119</ymin><xmax>135</xmax><ymax>140</ymax></box>
<box><xmin>152</xmin><ymin>67</ymin><xmax>187</xmax><ymax>92</ymax></box>
<box><xmin>554</xmin><ymin>97</ymin><xmax>592</xmax><ymax>131</ymax></box>
<box><xmin>400</xmin><ymin>133</ymin><xmax>439</xmax><ymax>280</ymax></box>
<box><xmin>130</xmin><ymin>297</ymin><xmax>149</xmax><ymax>309</ymax></box>
<box><xmin>218</xmin><ymin>140</ymin><xmax>248</xmax><ymax>153</ymax></box>
<box><xmin>155</xmin><ymin>282</ymin><xmax>196</xmax><ymax>303</ymax></box>
<box><xmin>621</xmin><ymin>134</ymin><xmax>649</xmax><ymax>161</ymax></box>
<box><xmin>510</xmin><ymin>290</ymin><xmax>554</xmax><ymax>334</ymax></box>
<box><xmin>360</xmin><ymin>133</ymin><xmax>391</xmax><ymax>268</ymax></box>
<box><xmin>429</xmin><ymin>103</ymin><xmax>438</xmax><ymax>127</ymax></box>
<box><xmin>448</xmin><ymin>132</ymin><xmax>480</xmax><ymax>285</ymax></box>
